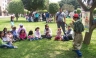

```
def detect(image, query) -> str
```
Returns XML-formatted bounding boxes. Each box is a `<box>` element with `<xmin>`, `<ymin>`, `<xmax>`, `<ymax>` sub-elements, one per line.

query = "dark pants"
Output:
<box><xmin>34</xmin><ymin>17</ymin><xmax>38</xmax><ymax>22</ymax></box>
<box><xmin>0</xmin><ymin>44</ymin><xmax>14</xmax><ymax>48</ymax></box>
<box><xmin>42</xmin><ymin>35</ymin><xmax>52</xmax><ymax>39</ymax></box>
<box><xmin>57</xmin><ymin>22</ymin><xmax>65</xmax><ymax>34</ymax></box>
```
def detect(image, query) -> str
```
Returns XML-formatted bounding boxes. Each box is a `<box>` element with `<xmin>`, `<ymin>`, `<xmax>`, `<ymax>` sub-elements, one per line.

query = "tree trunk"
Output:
<box><xmin>54</xmin><ymin>15</ymin><xmax>56</xmax><ymax>22</ymax></box>
<box><xmin>77</xmin><ymin>0</ymin><xmax>96</xmax><ymax>45</ymax></box>
<box><xmin>16</xmin><ymin>17</ymin><xmax>18</xmax><ymax>21</ymax></box>
<box><xmin>15</xmin><ymin>13</ymin><xmax>19</xmax><ymax>21</ymax></box>
<box><xmin>83</xmin><ymin>29</ymin><xmax>93</xmax><ymax>44</ymax></box>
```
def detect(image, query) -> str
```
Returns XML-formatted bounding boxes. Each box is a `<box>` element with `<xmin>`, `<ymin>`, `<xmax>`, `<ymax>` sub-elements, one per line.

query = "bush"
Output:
<box><xmin>77</xmin><ymin>8</ymin><xmax>81</xmax><ymax>14</ymax></box>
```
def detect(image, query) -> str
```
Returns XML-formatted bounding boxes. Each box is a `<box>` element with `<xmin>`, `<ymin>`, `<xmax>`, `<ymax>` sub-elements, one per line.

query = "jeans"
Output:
<box><xmin>57</xmin><ymin>22</ymin><xmax>65</xmax><ymax>34</ymax></box>
<box><xmin>29</xmin><ymin>38</ymin><xmax>35</xmax><ymax>41</ymax></box>
<box><xmin>35</xmin><ymin>37</ymin><xmax>42</xmax><ymax>40</ymax></box>
<box><xmin>0</xmin><ymin>44</ymin><xmax>14</xmax><ymax>48</ymax></box>
<box><xmin>41</xmin><ymin>35</ymin><xmax>52</xmax><ymax>39</ymax></box>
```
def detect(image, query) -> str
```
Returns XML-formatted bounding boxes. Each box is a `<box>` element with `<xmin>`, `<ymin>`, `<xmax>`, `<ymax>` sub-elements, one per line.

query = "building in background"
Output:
<box><xmin>0</xmin><ymin>0</ymin><xmax>11</xmax><ymax>16</ymax></box>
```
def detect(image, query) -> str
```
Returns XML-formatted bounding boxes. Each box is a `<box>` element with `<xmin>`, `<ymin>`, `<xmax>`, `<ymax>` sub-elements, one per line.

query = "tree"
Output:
<box><xmin>7</xmin><ymin>1</ymin><xmax>24</xmax><ymax>21</ymax></box>
<box><xmin>77</xmin><ymin>8</ymin><xmax>81</xmax><ymax>14</ymax></box>
<box><xmin>49</xmin><ymin>3</ymin><xmax>60</xmax><ymax>22</ymax></box>
<box><xmin>59</xmin><ymin>0</ymin><xmax>80</xmax><ymax>9</ymax></box>
<box><xmin>62</xmin><ymin>4</ymin><xmax>74</xmax><ymax>12</ymax></box>
<box><xmin>0</xmin><ymin>6</ymin><xmax>2</xmax><ymax>16</ymax></box>
<box><xmin>22</xmin><ymin>0</ymin><xmax>46</xmax><ymax>11</ymax></box>
<box><xmin>77</xmin><ymin>0</ymin><xmax>96</xmax><ymax>44</ymax></box>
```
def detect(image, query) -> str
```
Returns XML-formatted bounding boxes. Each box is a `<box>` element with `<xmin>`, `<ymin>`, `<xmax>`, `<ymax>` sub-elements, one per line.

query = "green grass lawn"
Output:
<box><xmin>0</xmin><ymin>17</ymin><xmax>96</xmax><ymax>58</ymax></box>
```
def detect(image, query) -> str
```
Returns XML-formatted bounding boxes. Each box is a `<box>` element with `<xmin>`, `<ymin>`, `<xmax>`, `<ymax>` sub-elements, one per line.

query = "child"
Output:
<box><xmin>55</xmin><ymin>28</ymin><xmax>63</xmax><ymax>41</ymax></box>
<box><xmin>42</xmin><ymin>24</ymin><xmax>52</xmax><ymax>39</ymax></box>
<box><xmin>2</xmin><ymin>33</ymin><xmax>13</xmax><ymax>45</ymax></box>
<box><xmin>3</xmin><ymin>28</ymin><xmax>7</xmax><ymax>34</ymax></box>
<box><xmin>0</xmin><ymin>31</ymin><xmax>18</xmax><ymax>49</ymax></box>
<box><xmin>19</xmin><ymin>29</ymin><xmax>27</xmax><ymax>40</ymax></box>
<box><xmin>62</xmin><ymin>26</ymin><xmax>73</xmax><ymax>41</ymax></box>
<box><xmin>11</xmin><ymin>27</ymin><xmax>19</xmax><ymax>41</ymax></box>
<box><xmin>34</xmin><ymin>27</ymin><xmax>42</xmax><ymax>40</ymax></box>
<box><xmin>28</xmin><ymin>30</ymin><xmax>34</xmax><ymax>41</ymax></box>
<box><xmin>7</xmin><ymin>31</ymin><xmax>14</xmax><ymax>42</ymax></box>
<box><xmin>10</xmin><ymin>15</ymin><xmax>15</xmax><ymax>26</ymax></box>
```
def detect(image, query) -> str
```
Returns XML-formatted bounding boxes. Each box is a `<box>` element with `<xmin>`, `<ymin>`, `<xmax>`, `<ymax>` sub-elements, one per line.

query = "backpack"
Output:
<box><xmin>74</xmin><ymin>20</ymin><xmax>84</xmax><ymax>32</ymax></box>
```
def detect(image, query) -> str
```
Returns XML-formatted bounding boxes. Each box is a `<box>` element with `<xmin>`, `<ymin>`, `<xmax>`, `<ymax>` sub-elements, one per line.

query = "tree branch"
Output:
<box><xmin>77</xmin><ymin>0</ymin><xmax>89</xmax><ymax>11</ymax></box>
<box><xmin>90</xmin><ymin>1</ymin><xmax>96</xmax><ymax>11</ymax></box>
<box><xmin>91</xmin><ymin>24</ymin><xmax>96</xmax><ymax>31</ymax></box>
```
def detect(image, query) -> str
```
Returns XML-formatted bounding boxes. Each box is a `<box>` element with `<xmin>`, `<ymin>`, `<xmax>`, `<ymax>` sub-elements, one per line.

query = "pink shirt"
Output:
<box><xmin>57</xmin><ymin>31</ymin><xmax>62</xmax><ymax>37</ymax></box>
<box><xmin>28</xmin><ymin>35</ymin><xmax>34</xmax><ymax>39</ymax></box>
<box><xmin>19</xmin><ymin>33</ymin><xmax>26</xmax><ymax>39</ymax></box>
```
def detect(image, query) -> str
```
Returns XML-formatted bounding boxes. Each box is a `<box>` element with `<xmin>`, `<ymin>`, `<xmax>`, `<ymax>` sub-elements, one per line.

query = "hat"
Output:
<box><xmin>73</xmin><ymin>14</ymin><xmax>79</xmax><ymax>18</ymax></box>
<box><xmin>19</xmin><ymin>24</ymin><xmax>23</xmax><ymax>26</ymax></box>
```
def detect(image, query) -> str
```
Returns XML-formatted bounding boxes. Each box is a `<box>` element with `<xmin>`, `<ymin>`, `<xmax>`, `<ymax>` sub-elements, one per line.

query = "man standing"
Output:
<box><xmin>45</xmin><ymin>12</ymin><xmax>50</xmax><ymax>23</ymax></box>
<box><xmin>71</xmin><ymin>14</ymin><xmax>84</xmax><ymax>58</ymax></box>
<box><xmin>56</xmin><ymin>8</ymin><xmax>66</xmax><ymax>34</ymax></box>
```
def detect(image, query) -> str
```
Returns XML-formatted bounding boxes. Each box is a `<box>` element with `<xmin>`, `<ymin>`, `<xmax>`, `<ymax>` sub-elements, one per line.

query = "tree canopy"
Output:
<box><xmin>62</xmin><ymin>4</ymin><xmax>74</xmax><ymax>12</ymax></box>
<box><xmin>59</xmin><ymin>0</ymin><xmax>80</xmax><ymax>9</ymax></box>
<box><xmin>7</xmin><ymin>1</ymin><xmax>24</xmax><ymax>14</ymax></box>
<box><xmin>49</xmin><ymin>3</ymin><xmax>59</xmax><ymax>15</ymax></box>
<box><xmin>7</xmin><ymin>1</ymin><xmax>24</xmax><ymax>21</ymax></box>
<box><xmin>21</xmin><ymin>0</ymin><xmax>46</xmax><ymax>11</ymax></box>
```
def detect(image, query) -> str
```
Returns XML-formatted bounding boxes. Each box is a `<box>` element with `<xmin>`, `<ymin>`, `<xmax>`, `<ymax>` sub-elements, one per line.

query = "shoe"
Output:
<box><xmin>75</xmin><ymin>50</ymin><xmax>82</xmax><ymax>57</ymax></box>
<box><xmin>14</xmin><ymin>46</ymin><xmax>18</xmax><ymax>49</ymax></box>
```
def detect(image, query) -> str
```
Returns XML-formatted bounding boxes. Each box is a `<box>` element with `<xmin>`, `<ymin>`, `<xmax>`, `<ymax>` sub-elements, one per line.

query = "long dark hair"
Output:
<box><xmin>28</xmin><ymin>30</ymin><xmax>33</xmax><ymax>35</ymax></box>
<box><xmin>3</xmin><ymin>28</ymin><xmax>7</xmax><ymax>34</ymax></box>
<box><xmin>20</xmin><ymin>29</ymin><xmax>25</xmax><ymax>34</ymax></box>
<box><xmin>35</xmin><ymin>27</ymin><xmax>40</xmax><ymax>31</ymax></box>
<box><xmin>45</xmin><ymin>24</ymin><xmax>49</xmax><ymax>31</ymax></box>
<box><xmin>0</xmin><ymin>31</ymin><xmax>3</xmax><ymax>38</ymax></box>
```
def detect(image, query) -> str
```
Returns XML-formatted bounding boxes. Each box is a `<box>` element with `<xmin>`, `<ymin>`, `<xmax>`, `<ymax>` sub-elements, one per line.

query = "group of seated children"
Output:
<box><xmin>0</xmin><ymin>23</ymin><xmax>73</xmax><ymax>49</ymax></box>
<box><xmin>55</xmin><ymin>25</ymin><xmax>73</xmax><ymax>41</ymax></box>
<box><xmin>0</xmin><ymin>31</ymin><xmax>18</xmax><ymax>49</ymax></box>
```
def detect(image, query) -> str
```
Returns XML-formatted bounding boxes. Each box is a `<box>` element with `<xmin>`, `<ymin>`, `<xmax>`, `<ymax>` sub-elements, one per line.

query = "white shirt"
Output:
<box><xmin>34</xmin><ymin>31</ymin><xmax>41</xmax><ymax>38</ymax></box>
<box><xmin>44</xmin><ymin>28</ymin><xmax>52</xmax><ymax>36</ymax></box>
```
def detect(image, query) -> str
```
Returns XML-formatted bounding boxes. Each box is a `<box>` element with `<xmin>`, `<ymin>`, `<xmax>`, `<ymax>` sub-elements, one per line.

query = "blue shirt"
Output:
<box><xmin>46</xmin><ymin>13</ymin><xmax>49</xmax><ymax>18</ymax></box>
<box><xmin>35</xmin><ymin>13</ymin><xmax>39</xmax><ymax>18</ymax></box>
<box><xmin>56</xmin><ymin>12</ymin><xmax>65</xmax><ymax>22</ymax></box>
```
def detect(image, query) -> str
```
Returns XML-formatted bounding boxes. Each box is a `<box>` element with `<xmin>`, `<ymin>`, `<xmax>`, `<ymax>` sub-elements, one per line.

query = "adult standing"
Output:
<box><xmin>56</xmin><ymin>8</ymin><xmax>66</xmax><ymax>34</ymax></box>
<box><xmin>34</xmin><ymin>13</ymin><xmax>39</xmax><ymax>22</ymax></box>
<box><xmin>70</xmin><ymin>14</ymin><xmax>84</xmax><ymax>58</ymax></box>
<box><xmin>45</xmin><ymin>12</ymin><xmax>50</xmax><ymax>23</ymax></box>
<box><xmin>10</xmin><ymin>15</ymin><xmax>15</xmax><ymax>28</ymax></box>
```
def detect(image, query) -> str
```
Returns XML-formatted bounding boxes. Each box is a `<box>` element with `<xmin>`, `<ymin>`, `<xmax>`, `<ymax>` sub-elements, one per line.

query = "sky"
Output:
<box><xmin>49</xmin><ymin>0</ymin><xmax>61</xmax><ymax>3</ymax></box>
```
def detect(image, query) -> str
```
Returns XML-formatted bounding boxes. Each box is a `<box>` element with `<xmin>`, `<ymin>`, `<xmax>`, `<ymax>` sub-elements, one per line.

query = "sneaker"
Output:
<box><xmin>14</xmin><ymin>46</ymin><xmax>18</xmax><ymax>49</ymax></box>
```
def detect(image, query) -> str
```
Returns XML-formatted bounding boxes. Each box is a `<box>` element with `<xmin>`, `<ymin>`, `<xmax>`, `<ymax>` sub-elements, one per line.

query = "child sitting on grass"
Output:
<box><xmin>28</xmin><ymin>30</ymin><xmax>34</xmax><ymax>41</ymax></box>
<box><xmin>55</xmin><ymin>28</ymin><xmax>63</xmax><ymax>41</ymax></box>
<box><xmin>0</xmin><ymin>31</ymin><xmax>18</xmax><ymax>49</ymax></box>
<box><xmin>34</xmin><ymin>27</ymin><xmax>42</xmax><ymax>40</ymax></box>
<box><xmin>19</xmin><ymin>29</ymin><xmax>27</xmax><ymax>40</ymax></box>
<box><xmin>42</xmin><ymin>24</ymin><xmax>52</xmax><ymax>39</ymax></box>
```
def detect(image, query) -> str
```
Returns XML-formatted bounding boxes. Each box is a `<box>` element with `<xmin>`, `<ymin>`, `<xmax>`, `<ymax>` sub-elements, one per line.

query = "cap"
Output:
<box><xmin>73</xmin><ymin>14</ymin><xmax>79</xmax><ymax>18</ymax></box>
<box><xmin>19</xmin><ymin>24</ymin><xmax>23</xmax><ymax>26</ymax></box>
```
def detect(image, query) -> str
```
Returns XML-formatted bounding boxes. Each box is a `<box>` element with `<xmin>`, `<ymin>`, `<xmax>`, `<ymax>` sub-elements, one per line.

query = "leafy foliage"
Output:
<box><xmin>21</xmin><ymin>0</ymin><xmax>46</xmax><ymax>11</ymax></box>
<box><xmin>62</xmin><ymin>4</ymin><xmax>74</xmax><ymax>12</ymax></box>
<box><xmin>7</xmin><ymin>1</ymin><xmax>24</xmax><ymax>14</ymax></box>
<box><xmin>49</xmin><ymin>3</ymin><xmax>59</xmax><ymax>15</ymax></box>
<box><xmin>59</xmin><ymin>0</ymin><xmax>80</xmax><ymax>9</ymax></box>
<box><xmin>76</xmin><ymin>8</ymin><xmax>81</xmax><ymax>14</ymax></box>
<box><xmin>38</xmin><ymin>10</ymin><xmax>48</xmax><ymax>13</ymax></box>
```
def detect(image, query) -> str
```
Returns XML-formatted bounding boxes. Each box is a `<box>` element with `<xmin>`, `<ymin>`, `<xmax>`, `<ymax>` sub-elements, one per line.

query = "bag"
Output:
<box><xmin>56</xmin><ymin>12</ymin><xmax>62</xmax><ymax>22</ymax></box>
<box><xmin>74</xmin><ymin>21</ymin><xmax>84</xmax><ymax>32</ymax></box>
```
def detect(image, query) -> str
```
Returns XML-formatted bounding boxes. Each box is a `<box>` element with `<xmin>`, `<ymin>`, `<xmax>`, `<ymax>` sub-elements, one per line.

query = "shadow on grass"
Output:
<box><xmin>81</xmin><ymin>43</ymin><xmax>96</xmax><ymax>58</ymax></box>
<box><xmin>13</xmin><ymin>39</ymin><xmax>77</xmax><ymax>58</ymax></box>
